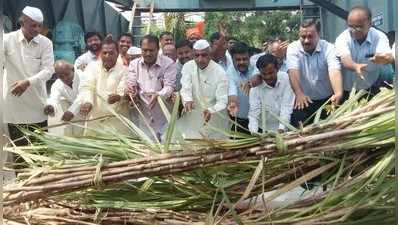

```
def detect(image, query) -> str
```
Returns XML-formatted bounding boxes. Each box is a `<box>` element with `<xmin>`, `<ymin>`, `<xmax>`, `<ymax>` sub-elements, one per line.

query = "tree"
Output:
<box><xmin>204</xmin><ymin>11</ymin><xmax>300</xmax><ymax>47</ymax></box>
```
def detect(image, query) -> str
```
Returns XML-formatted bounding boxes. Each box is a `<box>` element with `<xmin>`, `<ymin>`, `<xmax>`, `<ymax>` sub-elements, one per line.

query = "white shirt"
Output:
<box><xmin>177</xmin><ymin>60</ymin><xmax>229</xmax><ymax>139</ymax></box>
<box><xmin>3</xmin><ymin>29</ymin><xmax>55</xmax><ymax>124</ymax></box>
<box><xmin>74</xmin><ymin>50</ymin><xmax>98</xmax><ymax>77</ymax></box>
<box><xmin>393</xmin><ymin>43</ymin><xmax>396</xmax><ymax>59</ymax></box>
<box><xmin>46</xmin><ymin>73</ymin><xmax>80</xmax><ymax>115</ymax></box>
<box><xmin>335</xmin><ymin>27</ymin><xmax>391</xmax><ymax>91</ymax></box>
<box><xmin>248</xmin><ymin>72</ymin><xmax>295</xmax><ymax>133</ymax></box>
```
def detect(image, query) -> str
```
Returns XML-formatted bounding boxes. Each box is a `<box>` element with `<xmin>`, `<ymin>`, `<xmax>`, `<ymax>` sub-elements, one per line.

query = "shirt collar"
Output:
<box><xmin>18</xmin><ymin>29</ymin><xmax>39</xmax><ymax>44</ymax></box>
<box><xmin>299</xmin><ymin>40</ymin><xmax>322</xmax><ymax>55</ymax></box>
<box><xmin>233</xmin><ymin>65</ymin><xmax>253</xmax><ymax>77</ymax></box>
<box><xmin>261</xmin><ymin>77</ymin><xmax>280</xmax><ymax>89</ymax></box>
<box><xmin>101</xmin><ymin>61</ymin><xmax>118</xmax><ymax>72</ymax></box>
<box><xmin>140</xmin><ymin>55</ymin><xmax>162</xmax><ymax>67</ymax></box>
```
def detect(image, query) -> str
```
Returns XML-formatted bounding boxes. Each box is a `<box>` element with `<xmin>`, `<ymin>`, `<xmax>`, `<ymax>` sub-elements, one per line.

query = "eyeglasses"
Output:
<box><xmin>348</xmin><ymin>25</ymin><xmax>366</xmax><ymax>32</ymax></box>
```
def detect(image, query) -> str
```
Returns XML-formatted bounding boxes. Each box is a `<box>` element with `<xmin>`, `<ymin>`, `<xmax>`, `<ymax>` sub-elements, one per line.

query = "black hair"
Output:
<box><xmin>272</xmin><ymin>36</ymin><xmax>287</xmax><ymax>43</ymax></box>
<box><xmin>84</xmin><ymin>32</ymin><xmax>103</xmax><ymax>44</ymax></box>
<box><xmin>256</xmin><ymin>54</ymin><xmax>278</xmax><ymax>71</ymax></box>
<box><xmin>350</xmin><ymin>5</ymin><xmax>372</xmax><ymax>21</ymax></box>
<box><xmin>140</xmin><ymin>34</ymin><xmax>160</xmax><ymax>49</ymax></box>
<box><xmin>175</xmin><ymin>39</ymin><xmax>193</xmax><ymax>49</ymax></box>
<box><xmin>229</xmin><ymin>42</ymin><xmax>249</xmax><ymax>57</ymax></box>
<box><xmin>300</xmin><ymin>18</ymin><xmax>321</xmax><ymax>33</ymax></box>
<box><xmin>227</xmin><ymin>36</ymin><xmax>239</xmax><ymax>42</ymax></box>
<box><xmin>118</xmin><ymin>33</ymin><xmax>133</xmax><ymax>42</ymax></box>
<box><xmin>159</xmin><ymin>31</ymin><xmax>173</xmax><ymax>40</ymax></box>
<box><xmin>101</xmin><ymin>35</ymin><xmax>119</xmax><ymax>53</ymax></box>
<box><xmin>210</xmin><ymin>32</ymin><xmax>222</xmax><ymax>44</ymax></box>
<box><xmin>248</xmin><ymin>47</ymin><xmax>262</xmax><ymax>56</ymax></box>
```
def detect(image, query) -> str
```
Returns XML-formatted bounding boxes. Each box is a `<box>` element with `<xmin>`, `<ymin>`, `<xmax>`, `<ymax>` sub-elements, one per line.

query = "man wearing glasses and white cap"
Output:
<box><xmin>177</xmin><ymin>39</ymin><xmax>229</xmax><ymax>140</ymax></box>
<box><xmin>3</xmin><ymin>6</ymin><xmax>54</xmax><ymax>146</ymax></box>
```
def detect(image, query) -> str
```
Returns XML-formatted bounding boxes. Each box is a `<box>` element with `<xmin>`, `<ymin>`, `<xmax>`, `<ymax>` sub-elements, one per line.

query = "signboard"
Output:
<box><xmin>372</xmin><ymin>12</ymin><xmax>383</xmax><ymax>27</ymax></box>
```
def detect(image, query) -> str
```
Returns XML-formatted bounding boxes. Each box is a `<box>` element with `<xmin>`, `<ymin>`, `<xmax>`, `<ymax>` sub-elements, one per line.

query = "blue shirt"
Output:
<box><xmin>286</xmin><ymin>39</ymin><xmax>341</xmax><ymax>100</ymax></box>
<box><xmin>227</xmin><ymin>64</ymin><xmax>256</xmax><ymax>119</ymax></box>
<box><xmin>335</xmin><ymin>27</ymin><xmax>392</xmax><ymax>91</ymax></box>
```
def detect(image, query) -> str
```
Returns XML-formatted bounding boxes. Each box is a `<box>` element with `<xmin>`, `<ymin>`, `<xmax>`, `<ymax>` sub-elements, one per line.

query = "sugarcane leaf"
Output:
<box><xmin>263</xmin><ymin>161</ymin><xmax>338</xmax><ymax>203</ymax></box>
<box><xmin>236</xmin><ymin>158</ymin><xmax>264</xmax><ymax>204</ymax></box>
<box><xmin>275</xmin><ymin>132</ymin><xmax>287</xmax><ymax>153</ymax></box>
<box><xmin>140</xmin><ymin>178</ymin><xmax>154</xmax><ymax>191</ymax></box>
<box><xmin>220</xmin><ymin>187</ymin><xmax>244</xmax><ymax>225</ymax></box>
<box><xmin>162</xmin><ymin>93</ymin><xmax>182</xmax><ymax>152</ymax></box>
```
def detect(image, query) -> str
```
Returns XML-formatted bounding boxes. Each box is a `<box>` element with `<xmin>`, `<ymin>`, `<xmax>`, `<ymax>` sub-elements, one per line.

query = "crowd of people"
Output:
<box><xmin>2</xmin><ymin>5</ymin><xmax>396</xmax><ymax>145</ymax></box>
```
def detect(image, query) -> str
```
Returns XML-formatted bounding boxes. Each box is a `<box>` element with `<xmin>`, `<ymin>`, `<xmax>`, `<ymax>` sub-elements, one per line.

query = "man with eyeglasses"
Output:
<box><xmin>335</xmin><ymin>6</ymin><xmax>393</xmax><ymax>101</ymax></box>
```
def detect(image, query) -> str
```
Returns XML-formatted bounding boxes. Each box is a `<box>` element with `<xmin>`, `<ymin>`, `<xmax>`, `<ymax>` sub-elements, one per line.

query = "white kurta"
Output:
<box><xmin>47</xmin><ymin>73</ymin><xmax>83</xmax><ymax>136</ymax></box>
<box><xmin>177</xmin><ymin>60</ymin><xmax>229</xmax><ymax>139</ymax></box>
<box><xmin>78</xmin><ymin>61</ymin><xmax>130</xmax><ymax>135</ymax></box>
<box><xmin>47</xmin><ymin>73</ymin><xmax>81</xmax><ymax>115</ymax></box>
<box><xmin>74</xmin><ymin>50</ymin><xmax>97</xmax><ymax>79</ymax></box>
<box><xmin>3</xmin><ymin>29</ymin><xmax>54</xmax><ymax>124</ymax></box>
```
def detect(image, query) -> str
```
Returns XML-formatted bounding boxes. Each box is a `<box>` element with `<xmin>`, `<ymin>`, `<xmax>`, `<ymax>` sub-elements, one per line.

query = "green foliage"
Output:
<box><xmin>204</xmin><ymin>11</ymin><xmax>300</xmax><ymax>47</ymax></box>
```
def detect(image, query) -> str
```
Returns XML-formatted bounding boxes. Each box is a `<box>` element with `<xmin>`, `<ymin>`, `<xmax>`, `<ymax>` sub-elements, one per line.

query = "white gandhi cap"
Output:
<box><xmin>127</xmin><ymin>46</ymin><xmax>142</xmax><ymax>55</ymax></box>
<box><xmin>193</xmin><ymin>39</ymin><xmax>210</xmax><ymax>50</ymax></box>
<box><xmin>22</xmin><ymin>6</ymin><xmax>44</xmax><ymax>23</ymax></box>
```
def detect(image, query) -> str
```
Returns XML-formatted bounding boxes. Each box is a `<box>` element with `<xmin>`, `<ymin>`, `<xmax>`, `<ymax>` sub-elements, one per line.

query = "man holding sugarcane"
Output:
<box><xmin>286</xmin><ymin>18</ymin><xmax>343</xmax><ymax>128</ymax></box>
<box><xmin>126</xmin><ymin>34</ymin><xmax>176</xmax><ymax>141</ymax></box>
<box><xmin>177</xmin><ymin>39</ymin><xmax>229</xmax><ymax>139</ymax></box>
<box><xmin>78</xmin><ymin>36</ymin><xmax>129</xmax><ymax>135</ymax></box>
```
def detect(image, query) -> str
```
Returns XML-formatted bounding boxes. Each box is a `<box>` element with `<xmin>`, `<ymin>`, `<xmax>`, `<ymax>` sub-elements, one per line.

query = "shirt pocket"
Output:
<box><xmin>24</xmin><ymin>56</ymin><xmax>41</xmax><ymax>75</ymax></box>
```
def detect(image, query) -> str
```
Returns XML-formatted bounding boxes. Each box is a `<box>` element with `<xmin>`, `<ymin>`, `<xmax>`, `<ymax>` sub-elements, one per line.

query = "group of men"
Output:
<box><xmin>1</xmin><ymin>5</ymin><xmax>396</xmax><ymax>145</ymax></box>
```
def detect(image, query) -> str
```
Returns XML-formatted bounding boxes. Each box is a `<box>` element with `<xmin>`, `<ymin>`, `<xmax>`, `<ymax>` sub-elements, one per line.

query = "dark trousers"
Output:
<box><xmin>290</xmin><ymin>98</ymin><xmax>329</xmax><ymax>128</ymax></box>
<box><xmin>230</xmin><ymin>117</ymin><xmax>250</xmax><ymax>135</ymax></box>
<box><xmin>8</xmin><ymin>121</ymin><xmax>48</xmax><ymax>146</ymax></box>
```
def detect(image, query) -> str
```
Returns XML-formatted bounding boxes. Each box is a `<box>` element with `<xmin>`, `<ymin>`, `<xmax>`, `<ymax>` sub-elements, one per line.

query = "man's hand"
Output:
<box><xmin>274</xmin><ymin>41</ymin><xmax>289</xmax><ymax>58</ymax></box>
<box><xmin>370</xmin><ymin>53</ymin><xmax>393</xmax><ymax>65</ymax></box>
<box><xmin>108</xmin><ymin>94</ymin><xmax>121</xmax><ymax>104</ymax></box>
<box><xmin>170</xmin><ymin>92</ymin><xmax>179</xmax><ymax>104</ymax></box>
<box><xmin>294</xmin><ymin>93</ymin><xmax>313</xmax><ymax>110</ymax></box>
<box><xmin>354</xmin><ymin>63</ymin><xmax>367</xmax><ymax>79</ymax></box>
<box><xmin>77</xmin><ymin>64</ymin><xmax>87</xmax><ymax>71</ymax></box>
<box><xmin>227</xmin><ymin>100</ymin><xmax>239</xmax><ymax>117</ymax></box>
<box><xmin>203</xmin><ymin>109</ymin><xmax>211</xmax><ymax>124</ymax></box>
<box><xmin>126</xmin><ymin>85</ymin><xmax>138</xmax><ymax>97</ymax></box>
<box><xmin>330</xmin><ymin>92</ymin><xmax>342</xmax><ymax>106</ymax></box>
<box><xmin>148</xmin><ymin>93</ymin><xmax>159</xmax><ymax>109</ymax></box>
<box><xmin>218</xmin><ymin>21</ymin><xmax>227</xmax><ymax>37</ymax></box>
<box><xmin>184</xmin><ymin>101</ymin><xmax>194</xmax><ymax>113</ymax></box>
<box><xmin>61</xmin><ymin>111</ymin><xmax>74</xmax><ymax>122</ymax></box>
<box><xmin>80</xmin><ymin>103</ymin><xmax>93</xmax><ymax>116</ymax></box>
<box><xmin>44</xmin><ymin>105</ymin><xmax>55</xmax><ymax>116</ymax></box>
<box><xmin>11</xmin><ymin>80</ymin><xmax>30</xmax><ymax>97</ymax></box>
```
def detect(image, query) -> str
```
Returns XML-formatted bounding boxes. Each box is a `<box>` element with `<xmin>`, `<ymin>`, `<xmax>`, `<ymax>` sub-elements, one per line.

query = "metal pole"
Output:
<box><xmin>0</xmin><ymin>0</ymin><xmax>4</xmax><ymax>223</ymax></box>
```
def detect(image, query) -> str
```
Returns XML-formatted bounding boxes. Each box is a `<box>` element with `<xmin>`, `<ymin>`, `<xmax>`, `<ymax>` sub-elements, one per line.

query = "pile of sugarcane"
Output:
<box><xmin>3</xmin><ymin>88</ymin><xmax>396</xmax><ymax>225</ymax></box>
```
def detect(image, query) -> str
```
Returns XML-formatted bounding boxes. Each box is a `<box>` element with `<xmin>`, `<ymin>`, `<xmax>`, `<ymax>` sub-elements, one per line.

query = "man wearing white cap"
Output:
<box><xmin>3</xmin><ymin>6</ymin><xmax>54</xmax><ymax>145</ymax></box>
<box><xmin>176</xmin><ymin>39</ymin><xmax>229</xmax><ymax>139</ymax></box>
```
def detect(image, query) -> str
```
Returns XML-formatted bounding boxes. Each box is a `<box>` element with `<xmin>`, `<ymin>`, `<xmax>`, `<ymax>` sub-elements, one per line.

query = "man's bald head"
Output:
<box><xmin>54</xmin><ymin>60</ymin><xmax>74</xmax><ymax>86</ymax></box>
<box><xmin>54</xmin><ymin>60</ymin><xmax>73</xmax><ymax>71</ymax></box>
<box><xmin>347</xmin><ymin>6</ymin><xmax>372</xmax><ymax>42</ymax></box>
